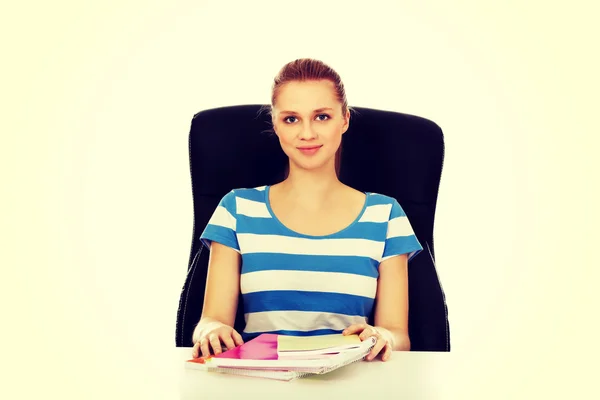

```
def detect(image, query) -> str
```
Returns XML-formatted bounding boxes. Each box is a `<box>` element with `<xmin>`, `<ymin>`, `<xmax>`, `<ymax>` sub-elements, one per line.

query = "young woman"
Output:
<box><xmin>191</xmin><ymin>59</ymin><xmax>423</xmax><ymax>362</ymax></box>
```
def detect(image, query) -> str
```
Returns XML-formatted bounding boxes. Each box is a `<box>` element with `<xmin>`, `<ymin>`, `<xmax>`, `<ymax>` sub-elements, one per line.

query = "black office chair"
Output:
<box><xmin>175</xmin><ymin>105</ymin><xmax>450</xmax><ymax>351</ymax></box>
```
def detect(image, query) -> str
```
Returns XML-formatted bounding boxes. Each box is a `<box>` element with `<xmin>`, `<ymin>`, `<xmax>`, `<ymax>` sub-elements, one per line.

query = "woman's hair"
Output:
<box><xmin>271</xmin><ymin>58</ymin><xmax>352</xmax><ymax>116</ymax></box>
<box><xmin>265</xmin><ymin>58</ymin><xmax>353</xmax><ymax>177</ymax></box>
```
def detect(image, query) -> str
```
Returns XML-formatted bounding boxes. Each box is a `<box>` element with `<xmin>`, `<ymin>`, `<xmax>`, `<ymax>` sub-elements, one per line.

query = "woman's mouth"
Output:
<box><xmin>297</xmin><ymin>145</ymin><xmax>322</xmax><ymax>155</ymax></box>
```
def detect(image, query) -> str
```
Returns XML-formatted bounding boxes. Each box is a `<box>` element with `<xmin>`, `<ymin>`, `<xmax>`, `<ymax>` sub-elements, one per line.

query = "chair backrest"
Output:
<box><xmin>175</xmin><ymin>105</ymin><xmax>450</xmax><ymax>351</ymax></box>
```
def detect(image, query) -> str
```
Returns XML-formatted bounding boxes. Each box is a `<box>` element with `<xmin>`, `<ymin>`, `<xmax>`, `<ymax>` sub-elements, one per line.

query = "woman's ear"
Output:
<box><xmin>270</xmin><ymin>110</ymin><xmax>281</xmax><ymax>136</ymax></box>
<box><xmin>270</xmin><ymin>114</ymin><xmax>277</xmax><ymax>135</ymax></box>
<box><xmin>341</xmin><ymin>109</ymin><xmax>350</xmax><ymax>134</ymax></box>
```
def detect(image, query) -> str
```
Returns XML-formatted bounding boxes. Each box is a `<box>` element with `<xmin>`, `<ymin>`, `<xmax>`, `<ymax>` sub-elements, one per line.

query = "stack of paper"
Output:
<box><xmin>185</xmin><ymin>333</ymin><xmax>376</xmax><ymax>381</ymax></box>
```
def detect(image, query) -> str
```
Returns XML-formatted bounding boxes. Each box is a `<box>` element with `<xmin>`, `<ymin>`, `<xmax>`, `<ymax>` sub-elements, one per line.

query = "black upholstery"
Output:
<box><xmin>175</xmin><ymin>105</ymin><xmax>450</xmax><ymax>351</ymax></box>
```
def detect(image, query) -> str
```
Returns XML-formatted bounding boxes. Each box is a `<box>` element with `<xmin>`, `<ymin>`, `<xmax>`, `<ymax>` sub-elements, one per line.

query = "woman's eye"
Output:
<box><xmin>284</xmin><ymin>114</ymin><xmax>329</xmax><ymax>123</ymax></box>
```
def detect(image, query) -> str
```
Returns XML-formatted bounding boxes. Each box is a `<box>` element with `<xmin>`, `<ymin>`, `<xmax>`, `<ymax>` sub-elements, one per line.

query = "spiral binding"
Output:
<box><xmin>204</xmin><ymin>366</ymin><xmax>300</xmax><ymax>381</ymax></box>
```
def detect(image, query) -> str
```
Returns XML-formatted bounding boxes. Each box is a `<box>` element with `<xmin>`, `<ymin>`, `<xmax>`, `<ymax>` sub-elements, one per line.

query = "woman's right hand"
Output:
<box><xmin>191</xmin><ymin>320</ymin><xmax>244</xmax><ymax>358</ymax></box>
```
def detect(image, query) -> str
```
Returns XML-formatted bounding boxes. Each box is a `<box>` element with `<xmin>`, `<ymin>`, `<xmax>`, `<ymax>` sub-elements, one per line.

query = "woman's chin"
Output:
<box><xmin>291</xmin><ymin>160</ymin><xmax>330</xmax><ymax>172</ymax></box>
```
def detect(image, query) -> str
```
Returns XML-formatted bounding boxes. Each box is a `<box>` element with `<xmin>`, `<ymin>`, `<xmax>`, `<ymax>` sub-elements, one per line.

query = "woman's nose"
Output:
<box><xmin>298</xmin><ymin>123</ymin><xmax>318</xmax><ymax>139</ymax></box>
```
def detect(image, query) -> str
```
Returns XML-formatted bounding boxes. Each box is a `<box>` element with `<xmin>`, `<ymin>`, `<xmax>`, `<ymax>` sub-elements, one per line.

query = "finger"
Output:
<box><xmin>366</xmin><ymin>338</ymin><xmax>386</xmax><ymax>361</ymax></box>
<box><xmin>209</xmin><ymin>334</ymin><xmax>223</xmax><ymax>355</ymax></box>
<box><xmin>366</xmin><ymin>339</ymin><xmax>385</xmax><ymax>361</ymax></box>
<box><xmin>359</xmin><ymin>326</ymin><xmax>378</xmax><ymax>341</ymax></box>
<box><xmin>232</xmin><ymin>330</ymin><xmax>244</xmax><ymax>346</ymax></box>
<box><xmin>200</xmin><ymin>339</ymin><xmax>211</xmax><ymax>358</ymax></box>
<box><xmin>381</xmin><ymin>344</ymin><xmax>393</xmax><ymax>362</ymax></box>
<box><xmin>191</xmin><ymin>341</ymin><xmax>201</xmax><ymax>358</ymax></box>
<box><xmin>221</xmin><ymin>333</ymin><xmax>236</xmax><ymax>350</ymax></box>
<box><xmin>343</xmin><ymin>324</ymin><xmax>367</xmax><ymax>335</ymax></box>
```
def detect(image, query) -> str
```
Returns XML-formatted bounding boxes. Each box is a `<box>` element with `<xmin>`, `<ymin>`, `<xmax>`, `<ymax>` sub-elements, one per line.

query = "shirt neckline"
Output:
<box><xmin>263</xmin><ymin>185</ymin><xmax>370</xmax><ymax>239</ymax></box>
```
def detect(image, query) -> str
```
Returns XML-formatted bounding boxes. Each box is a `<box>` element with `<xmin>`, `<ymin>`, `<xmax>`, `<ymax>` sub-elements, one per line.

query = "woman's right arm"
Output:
<box><xmin>191</xmin><ymin>241</ymin><xmax>244</xmax><ymax>358</ymax></box>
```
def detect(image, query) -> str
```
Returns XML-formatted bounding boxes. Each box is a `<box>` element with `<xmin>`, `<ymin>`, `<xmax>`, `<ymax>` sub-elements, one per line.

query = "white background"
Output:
<box><xmin>2</xmin><ymin>0</ymin><xmax>598</xmax><ymax>398</ymax></box>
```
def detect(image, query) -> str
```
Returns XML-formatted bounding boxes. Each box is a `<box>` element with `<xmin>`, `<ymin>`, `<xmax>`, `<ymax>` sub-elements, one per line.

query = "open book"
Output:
<box><xmin>185</xmin><ymin>333</ymin><xmax>377</xmax><ymax>381</ymax></box>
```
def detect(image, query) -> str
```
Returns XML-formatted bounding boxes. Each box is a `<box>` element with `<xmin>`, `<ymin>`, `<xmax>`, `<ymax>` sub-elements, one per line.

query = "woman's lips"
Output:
<box><xmin>297</xmin><ymin>145</ymin><xmax>322</xmax><ymax>155</ymax></box>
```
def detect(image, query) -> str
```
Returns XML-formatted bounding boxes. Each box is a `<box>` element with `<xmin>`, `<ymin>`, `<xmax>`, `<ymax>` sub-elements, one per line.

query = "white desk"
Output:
<box><xmin>177</xmin><ymin>347</ymin><xmax>452</xmax><ymax>399</ymax></box>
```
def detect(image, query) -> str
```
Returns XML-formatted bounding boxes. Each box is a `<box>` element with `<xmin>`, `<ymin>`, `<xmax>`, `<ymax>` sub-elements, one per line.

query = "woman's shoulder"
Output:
<box><xmin>356</xmin><ymin>188</ymin><xmax>398</xmax><ymax>207</ymax></box>
<box><xmin>337</xmin><ymin>185</ymin><xmax>400</xmax><ymax>211</ymax></box>
<box><xmin>229</xmin><ymin>185</ymin><xmax>268</xmax><ymax>196</ymax></box>
<box><xmin>369</xmin><ymin>192</ymin><xmax>398</xmax><ymax>203</ymax></box>
<box><xmin>222</xmin><ymin>186</ymin><xmax>268</xmax><ymax>206</ymax></box>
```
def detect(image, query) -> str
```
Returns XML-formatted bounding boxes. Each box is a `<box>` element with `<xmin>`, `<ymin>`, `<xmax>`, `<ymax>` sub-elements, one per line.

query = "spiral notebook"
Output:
<box><xmin>185</xmin><ymin>333</ymin><xmax>377</xmax><ymax>381</ymax></box>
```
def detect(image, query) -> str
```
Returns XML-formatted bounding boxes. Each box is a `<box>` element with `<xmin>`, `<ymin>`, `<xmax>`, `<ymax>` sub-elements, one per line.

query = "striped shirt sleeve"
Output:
<box><xmin>200</xmin><ymin>190</ymin><xmax>240</xmax><ymax>253</ymax></box>
<box><xmin>381</xmin><ymin>199</ymin><xmax>423</xmax><ymax>263</ymax></box>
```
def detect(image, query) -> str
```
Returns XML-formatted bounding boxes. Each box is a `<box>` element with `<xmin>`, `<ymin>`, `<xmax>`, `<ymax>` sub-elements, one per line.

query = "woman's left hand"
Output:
<box><xmin>342</xmin><ymin>324</ymin><xmax>392</xmax><ymax>362</ymax></box>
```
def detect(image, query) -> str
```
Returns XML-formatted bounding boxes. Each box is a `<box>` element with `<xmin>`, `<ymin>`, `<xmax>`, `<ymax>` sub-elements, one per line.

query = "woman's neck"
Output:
<box><xmin>277</xmin><ymin>167</ymin><xmax>344</xmax><ymax>208</ymax></box>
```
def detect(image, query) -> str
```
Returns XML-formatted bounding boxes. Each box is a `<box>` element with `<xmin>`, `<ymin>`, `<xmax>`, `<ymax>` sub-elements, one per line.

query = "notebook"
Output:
<box><xmin>185</xmin><ymin>333</ymin><xmax>377</xmax><ymax>381</ymax></box>
<box><xmin>277</xmin><ymin>333</ymin><xmax>363</xmax><ymax>359</ymax></box>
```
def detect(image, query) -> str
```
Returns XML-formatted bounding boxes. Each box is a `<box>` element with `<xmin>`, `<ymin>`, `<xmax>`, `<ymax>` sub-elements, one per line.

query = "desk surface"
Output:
<box><xmin>177</xmin><ymin>347</ymin><xmax>452</xmax><ymax>399</ymax></box>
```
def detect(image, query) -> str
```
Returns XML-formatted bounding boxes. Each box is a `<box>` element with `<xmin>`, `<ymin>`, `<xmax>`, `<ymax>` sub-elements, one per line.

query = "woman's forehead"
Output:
<box><xmin>275</xmin><ymin>80</ymin><xmax>340</xmax><ymax>113</ymax></box>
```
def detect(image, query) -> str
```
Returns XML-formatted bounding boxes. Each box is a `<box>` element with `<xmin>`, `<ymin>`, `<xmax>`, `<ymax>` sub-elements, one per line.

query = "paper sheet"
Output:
<box><xmin>277</xmin><ymin>334</ymin><xmax>361</xmax><ymax>352</ymax></box>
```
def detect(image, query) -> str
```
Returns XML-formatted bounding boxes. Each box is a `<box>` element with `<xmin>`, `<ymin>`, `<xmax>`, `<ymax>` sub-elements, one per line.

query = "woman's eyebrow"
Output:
<box><xmin>279</xmin><ymin>107</ymin><xmax>334</xmax><ymax>115</ymax></box>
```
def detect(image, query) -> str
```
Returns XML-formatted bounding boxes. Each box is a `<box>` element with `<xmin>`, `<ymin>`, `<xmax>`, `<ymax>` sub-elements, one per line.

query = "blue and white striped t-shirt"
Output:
<box><xmin>200</xmin><ymin>185</ymin><xmax>423</xmax><ymax>342</ymax></box>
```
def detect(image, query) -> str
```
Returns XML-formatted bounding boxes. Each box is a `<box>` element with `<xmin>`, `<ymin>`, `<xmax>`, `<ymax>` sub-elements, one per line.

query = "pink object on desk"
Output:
<box><xmin>215</xmin><ymin>334</ymin><xmax>279</xmax><ymax>361</ymax></box>
<box><xmin>187</xmin><ymin>334</ymin><xmax>280</xmax><ymax>366</ymax></box>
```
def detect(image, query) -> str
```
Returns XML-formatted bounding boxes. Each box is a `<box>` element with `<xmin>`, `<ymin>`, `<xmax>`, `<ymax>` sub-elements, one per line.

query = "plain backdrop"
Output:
<box><xmin>2</xmin><ymin>0</ymin><xmax>598</xmax><ymax>398</ymax></box>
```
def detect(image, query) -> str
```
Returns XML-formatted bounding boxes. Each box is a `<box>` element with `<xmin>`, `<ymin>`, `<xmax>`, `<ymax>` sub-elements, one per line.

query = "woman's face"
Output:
<box><xmin>272</xmin><ymin>79</ymin><xmax>349</xmax><ymax>174</ymax></box>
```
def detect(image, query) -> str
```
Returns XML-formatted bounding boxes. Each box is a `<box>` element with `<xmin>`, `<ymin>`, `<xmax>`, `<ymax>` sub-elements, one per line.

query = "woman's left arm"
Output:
<box><xmin>343</xmin><ymin>253</ymin><xmax>411</xmax><ymax>360</ymax></box>
<box><xmin>374</xmin><ymin>253</ymin><xmax>411</xmax><ymax>352</ymax></box>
